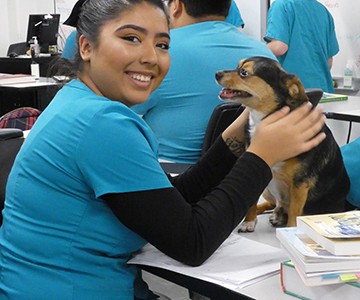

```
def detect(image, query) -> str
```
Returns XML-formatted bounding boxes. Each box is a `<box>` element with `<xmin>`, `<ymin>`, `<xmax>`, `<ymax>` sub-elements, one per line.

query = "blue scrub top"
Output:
<box><xmin>61</xmin><ymin>30</ymin><xmax>77</xmax><ymax>59</ymax></box>
<box><xmin>265</xmin><ymin>0</ymin><xmax>339</xmax><ymax>93</ymax></box>
<box><xmin>0</xmin><ymin>80</ymin><xmax>172</xmax><ymax>299</ymax></box>
<box><xmin>226</xmin><ymin>0</ymin><xmax>245</xmax><ymax>28</ymax></box>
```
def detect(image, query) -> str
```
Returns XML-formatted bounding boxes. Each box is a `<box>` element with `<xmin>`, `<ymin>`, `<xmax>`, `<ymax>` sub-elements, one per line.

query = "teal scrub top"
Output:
<box><xmin>341</xmin><ymin>138</ymin><xmax>360</xmax><ymax>208</ymax></box>
<box><xmin>265</xmin><ymin>0</ymin><xmax>339</xmax><ymax>93</ymax></box>
<box><xmin>0</xmin><ymin>80</ymin><xmax>172</xmax><ymax>299</ymax></box>
<box><xmin>226</xmin><ymin>0</ymin><xmax>244</xmax><ymax>28</ymax></box>
<box><xmin>61</xmin><ymin>30</ymin><xmax>77</xmax><ymax>59</ymax></box>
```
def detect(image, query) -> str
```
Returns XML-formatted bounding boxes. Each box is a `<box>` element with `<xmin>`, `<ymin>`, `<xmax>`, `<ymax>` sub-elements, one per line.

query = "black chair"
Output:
<box><xmin>0</xmin><ymin>128</ymin><xmax>24</xmax><ymax>225</ymax></box>
<box><xmin>161</xmin><ymin>102</ymin><xmax>245</xmax><ymax>174</ymax></box>
<box><xmin>305</xmin><ymin>88</ymin><xmax>323</xmax><ymax>107</ymax></box>
<box><xmin>201</xmin><ymin>102</ymin><xmax>245</xmax><ymax>156</ymax></box>
<box><xmin>7</xmin><ymin>42</ymin><xmax>29</xmax><ymax>57</ymax></box>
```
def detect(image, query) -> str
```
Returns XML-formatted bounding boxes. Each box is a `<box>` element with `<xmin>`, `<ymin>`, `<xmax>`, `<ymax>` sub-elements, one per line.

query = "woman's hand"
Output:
<box><xmin>247</xmin><ymin>102</ymin><xmax>326</xmax><ymax>167</ymax></box>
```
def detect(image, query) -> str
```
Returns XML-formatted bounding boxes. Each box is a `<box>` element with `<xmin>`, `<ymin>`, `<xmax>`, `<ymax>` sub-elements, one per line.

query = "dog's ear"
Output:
<box><xmin>284</xmin><ymin>75</ymin><xmax>309</xmax><ymax>108</ymax></box>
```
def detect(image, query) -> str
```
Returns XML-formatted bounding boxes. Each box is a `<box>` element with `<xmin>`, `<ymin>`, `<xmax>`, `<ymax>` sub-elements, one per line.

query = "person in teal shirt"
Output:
<box><xmin>264</xmin><ymin>0</ymin><xmax>339</xmax><ymax>93</ymax></box>
<box><xmin>0</xmin><ymin>0</ymin><xmax>327</xmax><ymax>299</ymax></box>
<box><xmin>341</xmin><ymin>138</ymin><xmax>360</xmax><ymax>209</ymax></box>
<box><xmin>226</xmin><ymin>0</ymin><xmax>244</xmax><ymax>28</ymax></box>
<box><xmin>61</xmin><ymin>30</ymin><xmax>77</xmax><ymax>59</ymax></box>
<box><xmin>132</xmin><ymin>0</ymin><xmax>275</xmax><ymax>164</ymax></box>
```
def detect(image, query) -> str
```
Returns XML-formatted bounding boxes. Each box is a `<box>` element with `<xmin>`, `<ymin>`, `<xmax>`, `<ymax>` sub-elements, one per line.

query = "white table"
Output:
<box><xmin>138</xmin><ymin>213</ymin><xmax>295</xmax><ymax>300</ymax></box>
<box><xmin>319</xmin><ymin>96</ymin><xmax>360</xmax><ymax>145</ymax></box>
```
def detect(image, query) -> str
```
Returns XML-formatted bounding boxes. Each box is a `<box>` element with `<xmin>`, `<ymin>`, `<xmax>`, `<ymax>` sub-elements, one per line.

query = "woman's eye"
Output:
<box><xmin>157</xmin><ymin>43</ymin><xmax>170</xmax><ymax>50</ymax></box>
<box><xmin>122</xmin><ymin>36</ymin><xmax>141</xmax><ymax>43</ymax></box>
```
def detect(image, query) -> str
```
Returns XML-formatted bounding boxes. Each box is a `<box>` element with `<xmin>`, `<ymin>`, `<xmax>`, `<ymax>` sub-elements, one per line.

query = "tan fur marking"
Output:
<box><xmin>244</xmin><ymin>203</ymin><xmax>257</xmax><ymax>222</ymax></box>
<box><xmin>217</xmin><ymin>71</ymin><xmax>279</xmax><ymax>114</ymax></box>
<box><xmin>287</xmin><ymin>178</ymin><xmax>316</xmax><ymax>227</ymax></box>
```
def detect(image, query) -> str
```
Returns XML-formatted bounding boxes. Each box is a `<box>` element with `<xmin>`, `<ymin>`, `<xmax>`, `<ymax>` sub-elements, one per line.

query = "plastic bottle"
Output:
<box><xmin>31</xmin><ymin>61</ymin><xmax>40</xmax><ymax>80</ymax></box>
<box><xmin>30</xmin><ymin>36</ymin><xmax>40</xmax><ymax>58</ymax></box>
<box><xmin>343</xmin><ymin>61</ymin><xmax>353</xmax><ymax>89</ymax></box>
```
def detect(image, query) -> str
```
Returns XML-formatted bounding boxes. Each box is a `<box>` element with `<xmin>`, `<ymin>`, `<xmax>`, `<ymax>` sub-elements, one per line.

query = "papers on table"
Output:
<box><xmin>128</xmin><ymin>233</ymin><xmax>288</xmax><ymax>292</ymax></box>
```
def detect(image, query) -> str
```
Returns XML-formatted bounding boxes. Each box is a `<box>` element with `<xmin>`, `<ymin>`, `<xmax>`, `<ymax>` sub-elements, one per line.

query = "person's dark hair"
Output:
<box><xmin>168</xmin><ymin>0</ymin><xmax>231</xmax><ymax>18</ymax></box>
<box><xmin>56</xmin><ymin>0</ymin><xmax>169</xmax><ymax>80</ymax></box>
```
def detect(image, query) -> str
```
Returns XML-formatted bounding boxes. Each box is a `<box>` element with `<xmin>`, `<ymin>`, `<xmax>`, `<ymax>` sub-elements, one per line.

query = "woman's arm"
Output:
<box><xmin>102</xmin><ymin>151</ymin><xmax>271</xmax><ymax>266</ymax></box>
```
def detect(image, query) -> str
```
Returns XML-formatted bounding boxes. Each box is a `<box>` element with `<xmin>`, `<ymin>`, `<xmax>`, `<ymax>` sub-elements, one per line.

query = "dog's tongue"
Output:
<box><xmin>219</xmin><ymin>88</ymin><xmax>240</xmax><ymax>99</ymax></box>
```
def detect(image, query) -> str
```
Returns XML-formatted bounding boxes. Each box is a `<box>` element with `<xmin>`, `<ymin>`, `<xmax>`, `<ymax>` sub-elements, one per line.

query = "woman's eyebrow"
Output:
<box><xmin>115</xmin><ymin>24</ymin><xmax>170</xmax><ymax>40</ymax></box>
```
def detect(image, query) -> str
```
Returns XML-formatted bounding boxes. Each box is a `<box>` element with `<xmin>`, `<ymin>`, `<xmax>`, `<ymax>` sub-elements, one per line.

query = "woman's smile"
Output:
<box><xmin>127</xmin><ymin>71</ymin><xmax>154</xmax><ymax>88</ymax></box>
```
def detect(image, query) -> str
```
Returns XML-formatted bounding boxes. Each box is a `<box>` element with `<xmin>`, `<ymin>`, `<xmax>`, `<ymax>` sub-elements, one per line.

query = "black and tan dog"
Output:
<box><xmin>215</xmin><ymin>56</ymin><xmax>350</xmax><ymax>232</ymax></box>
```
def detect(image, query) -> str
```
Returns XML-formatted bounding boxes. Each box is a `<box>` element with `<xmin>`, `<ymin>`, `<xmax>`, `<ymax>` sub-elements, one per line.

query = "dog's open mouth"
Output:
<box><xmin>219</xmin><ymin>88</ymin><xmax>252</xmax><ymax>100</ymax></box>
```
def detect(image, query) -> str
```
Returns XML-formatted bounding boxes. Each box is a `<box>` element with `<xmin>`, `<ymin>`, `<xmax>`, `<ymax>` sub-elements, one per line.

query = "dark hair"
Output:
<box><xmin>56</xmin><ymin>0</ymin><xmax>169</xmax><ymax>79</ymax></box>
<box><xmin>169</xmin><ymin>0</ymin><xmax>231</xmax><ymax>18</ymax></box>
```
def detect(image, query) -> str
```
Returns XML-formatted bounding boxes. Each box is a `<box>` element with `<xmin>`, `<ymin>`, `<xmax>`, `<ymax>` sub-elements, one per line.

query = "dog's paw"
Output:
<box><xmin>269</xmin><ymin>209</ymin><xmax>288</xmax><ymax>227</ymax></box>
<box><xmin>238</xmin><ymin>218</ymin><xmax>258</xmax><ymax>232</ymax></box>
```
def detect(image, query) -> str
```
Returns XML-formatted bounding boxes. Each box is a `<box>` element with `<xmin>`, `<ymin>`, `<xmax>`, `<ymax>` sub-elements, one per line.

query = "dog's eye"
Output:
<box><xmin>238</xmin><ymin>68</ymin><xmax>248</xmax><ymax>78</ymax></box>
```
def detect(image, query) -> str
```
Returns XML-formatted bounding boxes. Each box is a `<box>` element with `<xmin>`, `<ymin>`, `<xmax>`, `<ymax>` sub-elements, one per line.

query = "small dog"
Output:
<box><xmin>215</xmin><ymin>56</ymin><xmax>350</xmax><ymax>232</ymax></box>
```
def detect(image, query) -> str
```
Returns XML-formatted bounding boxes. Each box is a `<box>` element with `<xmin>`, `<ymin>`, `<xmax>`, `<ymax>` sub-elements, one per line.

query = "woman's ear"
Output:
<box><xmin>78</xmin><ymin>35</ymin><xmax>93</xmax><ymax>62</ymax></box>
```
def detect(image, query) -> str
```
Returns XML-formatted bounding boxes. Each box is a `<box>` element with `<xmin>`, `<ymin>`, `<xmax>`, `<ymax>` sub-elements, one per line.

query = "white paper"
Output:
<box><xmin>128</xmin><ymin>233</ymin><xmax>287</xmax><ymax>291</ymax></box>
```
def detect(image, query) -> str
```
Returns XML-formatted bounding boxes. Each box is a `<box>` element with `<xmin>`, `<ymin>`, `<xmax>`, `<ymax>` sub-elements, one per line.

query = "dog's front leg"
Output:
<box><xmin>238</xmin><ymin>203</ymin><xmax>258</xmax><ymax>232</ymax></box>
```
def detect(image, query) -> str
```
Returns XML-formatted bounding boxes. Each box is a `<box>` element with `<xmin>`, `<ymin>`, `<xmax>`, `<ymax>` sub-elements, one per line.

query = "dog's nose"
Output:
<box><xmin>215</xmin><ymin>71</ymin><xmax>224</xmax><ymax>81</ymax></box>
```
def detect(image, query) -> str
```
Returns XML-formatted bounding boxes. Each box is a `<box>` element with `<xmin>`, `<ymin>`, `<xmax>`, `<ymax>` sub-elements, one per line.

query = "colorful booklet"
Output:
<box><xmin>281</xmin><ymin>260</ymin><xmax>360</xmax><ymax>298</ymax></box>
<box><xmin>320</xmin><ymin>92</ymin><xmax>348</xmax><ymax>103</ymax></box>
<box><xmin>296</xmin><ymin>211</ymin><xmax>360</xmax><ymax>256</ymax></box>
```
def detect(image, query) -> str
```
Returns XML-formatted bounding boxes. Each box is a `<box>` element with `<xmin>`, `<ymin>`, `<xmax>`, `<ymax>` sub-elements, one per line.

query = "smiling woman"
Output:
<box><xmin>78</xmin><ymin>6</ymin><xmax>170</xmax><ymax>106</ymax></box>
<box><xmin>0</xmin><ymin>0</ymin><xmax>328</xmax><ymax>299</ymax></box>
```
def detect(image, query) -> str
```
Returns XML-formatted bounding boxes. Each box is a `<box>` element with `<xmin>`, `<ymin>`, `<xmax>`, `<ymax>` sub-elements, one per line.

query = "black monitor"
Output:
<box><xmin>26</xmin><ymin>14</ymin><xmax>60</xmax><ymax>53</ymax></box>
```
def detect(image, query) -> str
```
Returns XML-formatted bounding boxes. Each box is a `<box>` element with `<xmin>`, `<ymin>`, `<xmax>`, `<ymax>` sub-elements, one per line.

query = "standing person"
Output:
<box><xmin>264</xmin><ymin>0</ymin><xmax>339</xmax><ymax>93</ymax></box>
<box><xmin>132</xmin><ymin>0</ymin><xmax>276</xmax><ymax>164</ymax></box>
<box><xmin>0</xmin><ymin>0</ymin><xmax>326</xmax><ymax>299</ymax></box>
<box><xmin>226</xmin><ymin>0</ymin><xmax>245</xmax><ymax>28</ymax></box>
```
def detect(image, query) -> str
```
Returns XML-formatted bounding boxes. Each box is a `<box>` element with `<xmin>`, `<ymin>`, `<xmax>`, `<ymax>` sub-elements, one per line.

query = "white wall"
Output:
<box><xmin>235</xmin><ymin>0</ymin><xmax>268</xmax><ymax>41</ymax></box>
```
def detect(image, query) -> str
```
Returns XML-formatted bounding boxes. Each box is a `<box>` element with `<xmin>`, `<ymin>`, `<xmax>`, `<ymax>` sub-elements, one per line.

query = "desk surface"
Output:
<box><xmin>0</xmin><ymin>77</ymin><xmax>58</xmax><ymax>89</ymax></box>
<box><xmin>319</xmin><ymin>95</ymin><xmax>360</xmax><ymax>113</ymax></box>
<box><xmin>139</xmin><ymin>213</ymin><xmax>294</xmax><ymax>300</ymax></box>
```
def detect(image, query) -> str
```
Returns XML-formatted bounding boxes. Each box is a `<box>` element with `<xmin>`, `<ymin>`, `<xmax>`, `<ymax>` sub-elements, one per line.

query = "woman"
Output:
<box><xmin>0</xmin><ymin>0</ymin><xmax>326</xmax><ymax>299</ymax></box>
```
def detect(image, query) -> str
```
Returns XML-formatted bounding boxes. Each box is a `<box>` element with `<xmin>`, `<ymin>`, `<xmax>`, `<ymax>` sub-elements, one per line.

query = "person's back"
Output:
<box><xmin>265</xmin><ymin>0</ymin><xmax>339</xmax><ymax>93</ymax></box>
<box><xmin>133</xmin><ymin>0</ymin><xmax>275</xmax><ymax>164</ymax></box>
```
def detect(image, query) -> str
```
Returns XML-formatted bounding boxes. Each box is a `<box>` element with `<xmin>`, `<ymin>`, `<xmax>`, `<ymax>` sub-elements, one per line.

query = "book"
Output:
<box><xmin>296</xmin><ymin>211</ymin><xmax>360</xmax><ymax>255</ymax></box>
<box><xmin>276</xmin><ymin>227</ymin><xmax>360</xmax><ymax>273</ymax></box>
<box><xmin>320</xmin><ymin>92</ymin><xmax>348</xmax><ymax>103</ymax></box>
<box><xmin>281</xmin><ymin>260</ymin><xmax>360</xmax><ymax>299</ymax></box>
<box><xmin>0</xmin><ymin>73</ymin><xmax>37</xmax><ymax>85</ymax></box>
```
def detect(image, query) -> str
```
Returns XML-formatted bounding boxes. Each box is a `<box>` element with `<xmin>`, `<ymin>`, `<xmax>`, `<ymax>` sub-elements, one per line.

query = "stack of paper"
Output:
<box><xmin>0</xmin><ymin>73</ymin><xmax>37</xmax><ymax>85</ymax></box>
<box><xmin>128</xmin><ymin>233</ymin><xmax>288</xmax><ymax>292</ymax></box>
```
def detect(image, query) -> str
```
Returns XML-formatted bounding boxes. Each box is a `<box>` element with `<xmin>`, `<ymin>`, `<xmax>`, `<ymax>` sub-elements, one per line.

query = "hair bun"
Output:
<box><xmin>63</xmin><ymin>0</ymin><xmax>88</xmax><ymax>27</ymax></box>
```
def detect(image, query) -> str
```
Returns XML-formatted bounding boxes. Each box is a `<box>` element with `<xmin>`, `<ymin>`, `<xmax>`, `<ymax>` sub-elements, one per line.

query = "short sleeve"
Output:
<box><xmin>327</xmin><ymin>14</ymin><xmax>339</xmax><ymax>57</ymax></box>
<box><xmin>76</xmin><ymin>104</ymin><xmax>172</xmax><ymax>197</ymax></box>
<box><xmin>264</xmin><ymin>1</ymin><xmax>291</xmax><ymax>45</ymax></box>
<box><xmin>226</xmin><ymin>1</ymin><xmax>245</xmax><ymax>28</ymax></box>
